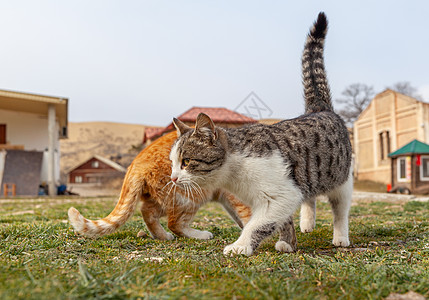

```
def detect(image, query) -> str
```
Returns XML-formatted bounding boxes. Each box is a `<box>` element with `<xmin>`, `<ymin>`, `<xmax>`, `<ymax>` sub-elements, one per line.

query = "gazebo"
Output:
<box><xmin>388</xmin><ymin>139</ymin><xmax>429</xmax><ymax>194</ymax></box>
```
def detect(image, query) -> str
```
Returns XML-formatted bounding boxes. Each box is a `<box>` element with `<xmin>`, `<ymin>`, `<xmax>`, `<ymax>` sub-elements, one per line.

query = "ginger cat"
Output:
<box><xmin>68</xmin><ymin>131</ymin><xmax>253</xmax><ymax>240</ymax></box>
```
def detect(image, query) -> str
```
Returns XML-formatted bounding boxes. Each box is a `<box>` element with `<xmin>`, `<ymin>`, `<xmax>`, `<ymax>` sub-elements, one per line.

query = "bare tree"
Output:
<box><xmin>387</xmin><ymin>81</ymin><xmax>423</xmax><ymax>100</ymax></box>
<box><xmin>335</xmin><ymin>83</ymin><xmax>375</xmax><ymax>127</ymax></box>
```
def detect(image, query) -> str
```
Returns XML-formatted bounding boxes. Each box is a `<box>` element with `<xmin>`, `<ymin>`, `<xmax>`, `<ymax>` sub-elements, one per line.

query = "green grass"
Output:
<box><xmin>0</xmin><ymin>196</ymin><xmax>428</xmax><ymax>299</ymax></box>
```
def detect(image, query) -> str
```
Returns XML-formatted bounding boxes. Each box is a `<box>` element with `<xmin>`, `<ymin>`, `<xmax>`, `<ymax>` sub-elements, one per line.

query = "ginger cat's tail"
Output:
<box><xmin>68</xmin><ymin>167</ymin><xmax>142</xmax><ymax>238</ymax></box>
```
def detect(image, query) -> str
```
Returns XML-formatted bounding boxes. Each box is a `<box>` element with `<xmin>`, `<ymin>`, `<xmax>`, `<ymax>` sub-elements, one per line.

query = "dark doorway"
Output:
<box><xmin>0</xmin><ymin>124</ymin><xmax>6</xmax><ymax>144</ymax></box>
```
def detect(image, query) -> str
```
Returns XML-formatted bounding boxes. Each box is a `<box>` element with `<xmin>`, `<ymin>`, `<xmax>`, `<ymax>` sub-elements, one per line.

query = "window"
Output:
<box><xmin>398</xmin><ymin>157</ymin><xmax>407</xmax><ymax>182</ymax></box>
<box><xmin>92</xmin><ymin>161</ymin><xmax>99</xmax><ymax>168</ymax></box>
<box><xmin>379</xmin><ymin>130</ymin><xmax>391</xmax><ymax>160</ymax></box>
<box><xmin>75</xmin><ymin>176</ymin><xmax>83</xmax><ymax>183</ymax></box>
<box><xmin>386</xmin><ymin>131</ymin><xmax>391</xmax><ymax>154</ymax></box>
<box><xmin>420</xmin><ymin>156</ymin><xmax>429</xmax><ymax>181</ymax></box>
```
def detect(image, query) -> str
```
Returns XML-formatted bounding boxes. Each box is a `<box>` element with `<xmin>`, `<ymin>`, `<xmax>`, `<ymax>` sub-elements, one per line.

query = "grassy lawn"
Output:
<box><xmin>0</xmin><ymin>195</ymin><xmax>428</xmax><ymax>299</ymax></box>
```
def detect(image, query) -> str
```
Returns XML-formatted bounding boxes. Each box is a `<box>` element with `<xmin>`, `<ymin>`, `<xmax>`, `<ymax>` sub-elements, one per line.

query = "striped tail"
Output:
<box><xmin>302</xmin><ymin>12</ymin><xmax>333</xmax><ymax>114</ymax></box>
<box><xmin>68</xmin><ymin>167</ymin><xmax>142</xmax><ymax>238</ymax></box>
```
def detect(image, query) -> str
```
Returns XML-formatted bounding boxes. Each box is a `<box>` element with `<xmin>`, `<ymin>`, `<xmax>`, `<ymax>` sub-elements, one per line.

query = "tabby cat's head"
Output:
<box><xmin>170</xmin><ymin>113</ymin><xmax>227</xmax><ymax>189</ymax></box>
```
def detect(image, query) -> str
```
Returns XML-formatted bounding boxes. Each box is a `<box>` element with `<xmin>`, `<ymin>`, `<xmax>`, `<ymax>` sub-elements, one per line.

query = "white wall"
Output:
<box><xmin>40</xmin><ymin>150</ymin><xmax>60</xmax><ymax>184</ymax></box>
<box><xmin>0</xmin><ymin>108</ymin><xmax>61</xmax><ymax>183</ymax></box>
<box><xmin>0</xmin><ymin>150</ymin><xmax>6</xmax><ymax>187</ymax></box>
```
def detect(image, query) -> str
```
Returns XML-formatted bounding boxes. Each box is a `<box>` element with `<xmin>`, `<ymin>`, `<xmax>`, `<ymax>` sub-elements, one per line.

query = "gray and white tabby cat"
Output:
<box><xmin>170</xmin><ymin>12</ymin><xmax>353</xmax><ymax>256</ymax></box>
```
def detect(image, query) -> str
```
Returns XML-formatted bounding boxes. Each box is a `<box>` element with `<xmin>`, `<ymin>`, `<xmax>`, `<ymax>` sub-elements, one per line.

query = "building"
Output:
<box><xmin>142</xmin><ymin>126</ymin><xmax>164</xmax><ymax>144</ymax></box>
<box><xmin>388</xmin><ymin>139</ymin><xmax>429</xmax><ymax>194</ymax></box>
<box><xmin>0</xmin><ymin>89</ymin><xmax>68</xmax><ymax>196</ymax></box>
<box><xmin>143</xmin><ymin>106</ymin><xmax>257</xmax><ymax>144</ymax></box>
<box><xmin>68</xmin><ymin>155</ymin><xmax>126</xmax><ymax>184</ymax></box>
<box><xmin>353</xmin><ymin>89</ymin><xmax>429</xmax><ymax>184</ymax></box>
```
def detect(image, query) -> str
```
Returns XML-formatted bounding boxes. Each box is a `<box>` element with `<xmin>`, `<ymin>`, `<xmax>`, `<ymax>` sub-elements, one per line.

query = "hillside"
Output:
<box><xmin>60</xmin><ymin>122</ymin><xmax>160</xmax><ymax>182</ymax></box>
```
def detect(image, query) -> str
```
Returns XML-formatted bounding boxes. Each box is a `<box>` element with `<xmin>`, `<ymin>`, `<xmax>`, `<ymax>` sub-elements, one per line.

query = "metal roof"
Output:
<box><xmin>388</xmin><ymin>139</ymin><xmax>429</xmax><ymax>157</ymax></box>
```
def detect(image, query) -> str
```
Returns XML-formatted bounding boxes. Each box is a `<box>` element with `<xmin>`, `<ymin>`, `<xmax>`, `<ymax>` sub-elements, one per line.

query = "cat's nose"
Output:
<box><xmin>171</xmin><ymin>176</ymin><xmax>178</xmax><ymax>183</ymax></box>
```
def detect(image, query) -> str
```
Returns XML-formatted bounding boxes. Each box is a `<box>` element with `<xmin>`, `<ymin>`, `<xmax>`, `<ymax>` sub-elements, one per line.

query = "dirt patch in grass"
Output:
<box><xmin>354</xmin><ymin>180</ymin><xmax>388</xmax><ymax>193</ymax></box>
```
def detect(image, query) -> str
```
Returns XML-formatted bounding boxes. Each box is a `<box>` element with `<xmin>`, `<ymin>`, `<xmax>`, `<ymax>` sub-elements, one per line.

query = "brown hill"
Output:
<box><xmin>60</xmin><ymin>122</ymin><xmax>160</xmax><ymax>182</ymax></box>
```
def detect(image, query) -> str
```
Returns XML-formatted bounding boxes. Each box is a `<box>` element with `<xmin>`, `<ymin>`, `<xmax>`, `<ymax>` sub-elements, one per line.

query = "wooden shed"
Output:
<box><xmin>68</xmin><ymin>155</ymin><xmax>126</xmax><ymax>184</ymax></box>
<box><xmin>388</xmin><ymin>139</ymin><xmax>429</xmax><ymax>194</ymax></box>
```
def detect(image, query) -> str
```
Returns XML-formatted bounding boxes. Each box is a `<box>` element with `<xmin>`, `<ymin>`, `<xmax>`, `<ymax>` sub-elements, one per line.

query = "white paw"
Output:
<box><xmin>275</xmin><ymin>241</ymin><xmax>294</xmax><ymax>253</ymax></box>
<box><xmin>300</xmin><ymin>219</ymin><xmax>315</xmax><ymax>233</ymax></box>
<box><xmin>332</xmin><ymin>236</ymin><xmax>350</xmax><ymax>247</ymax></box>
<box><xmin>191</xmin><ymin>230</ymin><xmax>213</xmax><ymax>240</ymax></box>
<box><xmin>165</xmin><ymin>232</ymin><xmax>175</xmax><ymax>241</ymax></box>
<box><xmin>223</xmin><ymin>243</ymin><xmax>253</xmax><ymax>256</ymax></box>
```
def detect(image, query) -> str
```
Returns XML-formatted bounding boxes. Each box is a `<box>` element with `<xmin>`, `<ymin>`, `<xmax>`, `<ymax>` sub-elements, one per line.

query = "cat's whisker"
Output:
<box><xmin>173</xmin><ymin>185</ymin><xmax>178</xmax><ymax>211</ymax></box>
<box><xmin>191</xmin><ymin>175</ymin><xmax>206</xmax><ymax>182</ymax></box>
<box><xmin>190</xmin><ymin>180</ymin><xmax>204</xmax><ymax>196</ymax></box>
<box><xmin>189</xmin><ymin>184</ymin><xmax>196</xmax><ymax>202</ymax></box>
<box><xmin>166</xmin><ymin>181</ymin><xmax>176</xmax><ymax>196</ymax></box>
<box><xmin>185</xmin><ymin>185</ymin><xmax>190</xmax><ymax>201</ymax></box>
<box><xmin>181</xmin><ymin>180</ymin><xmax>195</xmax><ymax>202</ymax></box>
<box><xmin>172</xmin><ymin>190</ymin><xmax>176</xmax><ymax>212</ymax></box>
<box><xmin>188</xmin><ymin>185</ymin><xmax>195</xmax><ymax>202</ymax></box>
<box><xmin>188</xmin><ymin>185</ymin><xmax>194</xmax><ymax>202</ymax></box>
<box><xmin>189</xmin><ymin>181</ymin><xmax>204</xmax><ymax>199</ymax></box>
<box><xmin>162</xmin><ymin>180</ymin><xmax>173</xmax><ymax>191</ymax></box>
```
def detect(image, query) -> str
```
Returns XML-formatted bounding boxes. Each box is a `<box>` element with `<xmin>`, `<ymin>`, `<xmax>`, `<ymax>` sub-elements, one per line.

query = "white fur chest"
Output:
<box><xmin>222</xmin><ymin>151</ymin><xmax>299</xmax><ymax>207</ymax></box>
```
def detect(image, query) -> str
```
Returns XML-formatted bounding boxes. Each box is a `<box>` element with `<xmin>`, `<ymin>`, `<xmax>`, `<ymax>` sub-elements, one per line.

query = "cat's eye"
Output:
<box><xmin>181</xmin><ymin>158</ymin><xmax>190</xmax><ymax>168</ymax></box>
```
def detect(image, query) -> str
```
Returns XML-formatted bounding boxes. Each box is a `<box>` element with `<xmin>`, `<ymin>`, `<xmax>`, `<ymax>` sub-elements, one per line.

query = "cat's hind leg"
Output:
<box><xmin>300</xmin><ymin>196</ymin><xmax>316</xmax><ymax>233</ymax></box>
<box><xmin>140</xmin><ymin>199</ymin><xmax>174</xmax><ymax>240</ymax></box>
<box><xmin>275</xmin><ymin>216</ymin><xmax>297</xmax><ymax>253</ymax></box>
<box><xmin>326</xmin><ymin>171</ymin><xmax>353</xmax><ymax>247</ymax></box>
<box><xmin>215</xmin><ymin>190</ymin><xmax>252</xmax><ymax>229</ymax></box>
<box><xmin>224</xmin><ymin>185</ymin><xmax>303</xmax><ymax>256</ymax></box>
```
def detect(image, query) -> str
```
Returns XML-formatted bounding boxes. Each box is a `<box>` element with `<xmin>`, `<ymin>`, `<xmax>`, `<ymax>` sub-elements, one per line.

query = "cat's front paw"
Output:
<box><xmin>275</xmin><ymin>241</ymin><xmax>295</xmax><ymax>253</ymax></box>
<box><xmin>332</xmin><ymin>236</ymin><xmax>350</xmax><ymax>247</ymax></box>
<box><xmin>186</xmin><ymin>230</ymin><xmax>213</xmax><ymax>240</ymax></box>
<box><xmin>194</xmin><ymin>230</ymin><xmax>213</xmax><ymax>240</ymax></box>
<box><xmin>165</xmin><ymin>232</ymin><xmax>175</xmax><ymax>241</ymax></box>
<box><xmin>223</xmin><ymin>243</ymin><xmax>253</xmax><ymax>256</ymax></box>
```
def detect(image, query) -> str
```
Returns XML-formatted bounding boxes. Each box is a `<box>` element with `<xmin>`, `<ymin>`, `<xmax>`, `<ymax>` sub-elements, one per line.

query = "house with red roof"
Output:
<box><xmin>142</xmin><ymin>126</ymin><xmax>164</xmax><ymax>144</ymax></box>
<box><xmin>67</xmin><ymin>155</ymin><xmax>127</xmax><ymax>184</ymax></box>
<box><xmin>143</xmin><ymin>107</ymin><xmax>257</xmax><ymax>145</ymax></box>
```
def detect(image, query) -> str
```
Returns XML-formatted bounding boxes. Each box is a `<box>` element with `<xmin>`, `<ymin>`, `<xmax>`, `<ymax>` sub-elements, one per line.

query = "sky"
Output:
<box><xmin>0</xmin><ymin>1</ymin><xmax>428</xmax><ymax>126</ymax></box>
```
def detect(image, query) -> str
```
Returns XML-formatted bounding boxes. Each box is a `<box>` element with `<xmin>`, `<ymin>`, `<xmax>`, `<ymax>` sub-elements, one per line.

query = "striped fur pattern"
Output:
<box><xmin>302</xmin><ymin>12</ymin><xmax>333</xmax><ymax>114</ymax></box>
<box><xmin>68</xmin><ymin>131</ymin><xmax>253</xmax><ymax>241</ymax></box>
<box><xmin>170</xmin><ymin>13</ymin><xmax>352</xmax><ymax>256</ymax></box>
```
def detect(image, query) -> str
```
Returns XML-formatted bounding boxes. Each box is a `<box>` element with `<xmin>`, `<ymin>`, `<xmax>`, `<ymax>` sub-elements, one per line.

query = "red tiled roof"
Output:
<box><xmin>163</xmin><ymin>107</ymin><xmax>257</xmax><ymax>132</ymax></box>
<box><xmin>144</xmin><ymin>107</ymin><xmax>257</xmax><ymax>143</ymax></box>
<box><xmin>143</xmin><ymin>127</ymin><xmax>164</xmax><ymax>143</ymax></box>
<box><xmin>177</xmin><ymin>107</ymin><xmax>257</xmax><ymax>124</ymax></box>
<box><xmin>145</xmin><ymin>127</ymin><xmax>164</xmax><ymax>140</ymax></box>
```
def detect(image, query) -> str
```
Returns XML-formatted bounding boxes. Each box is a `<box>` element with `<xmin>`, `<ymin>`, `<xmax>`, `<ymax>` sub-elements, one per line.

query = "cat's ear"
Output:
<box><xmin>173</xmin><ymin>118</ymin><xmax>191</xmax><ymax>137</ymax></box>
<box><xmin>195</xmin><ymin>113</ymin><xmax>217</xmax><ymax>139</ymax></box>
